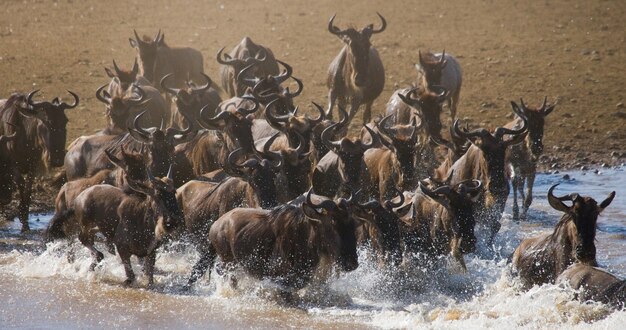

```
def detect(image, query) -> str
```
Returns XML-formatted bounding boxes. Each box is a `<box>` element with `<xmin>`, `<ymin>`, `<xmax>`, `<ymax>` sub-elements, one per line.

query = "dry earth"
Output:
<box><xmin>1</xmin><ymin>0</ymin><xmax>626</xmax><ymax>212</ymax></box>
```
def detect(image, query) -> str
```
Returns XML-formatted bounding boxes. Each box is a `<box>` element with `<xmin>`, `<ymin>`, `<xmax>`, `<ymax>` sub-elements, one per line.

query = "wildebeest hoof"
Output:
<box><xmin>123</xmin><ymin>279</ymin><xmax>134</xmax><ymax>287</ymax></box>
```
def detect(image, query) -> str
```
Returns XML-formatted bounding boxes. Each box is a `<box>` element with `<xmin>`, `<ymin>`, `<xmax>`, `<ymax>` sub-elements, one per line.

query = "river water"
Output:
<box><xmin>1</xmin><ymin>168</ymin><xmax>625</xmax><ymax>329</ymax></box>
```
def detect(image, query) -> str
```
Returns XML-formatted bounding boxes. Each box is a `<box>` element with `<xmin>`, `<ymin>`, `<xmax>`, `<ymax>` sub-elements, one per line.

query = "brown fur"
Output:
<box><xmin>557</xmin><ymin>263</ymin><xmax>626</xmax><ymax>308</ymax></box>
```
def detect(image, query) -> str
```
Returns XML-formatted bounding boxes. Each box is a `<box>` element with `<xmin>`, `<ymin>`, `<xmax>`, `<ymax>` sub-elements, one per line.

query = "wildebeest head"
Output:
<box><xmin>265</xmin><ymin>99</ymin><xmax>325</xmax><ymax>150</ymax></box>
<box><xmin>217</xmin><ymin>45</ymin><xmax>269</xmax><ymax>97</ymax></box>
<box><xmin>105</xmin><ymin>144</ymin><xmax>147</xmax><ymax>184</ymax></box>
<box><xmin>547</xmin><ymin>184</ymin><xmax>615</xmax><ymax>265</ymax></box>
<box><xmin>242</xmin><ymin>60</ymin><xmax>303</xmax><ymax>115</ymax></box>
<box><xmin>322</xmin><ymin>117</ymin><xmax>380</xmax><ymax>193</ymax></box>
<box><xmin>417</xmin><ymin>50</ymin><xmax>448</xmax><ymax>85</ymax></box>
<box><xmin>129</xmin><ymin>110</ymin><xmax>195</xmax><ymax>177</ymax></box>
<box><xmin>376</xmin><ymin>113</ymin><xmax>421</xmax><ymax>181</ymax></box>
<box><xmin>0</xmin><ymin>132</ymin><xmax>17</xmax><ymax>204</ymax></box>
<box><xmin>510</xmin><ymin>97</ymin><xmax>555</xmax><ymax>160</ymax></box>
<box><xmin>302</xmin><ymin>189</ymin><xmax>364</xmax><ymax>272</ymax></box>
<box><xmin>22</xmin><ymin>90</ymin><xmax>78</xmax><ymax>167</ymax></box>
<box><xmin>104</xmin><ymin>59</ymin><xmax>140</xmax><ymax>94</ymax></box>
<box><xmin>453</xmin><ymin>105</ymin><xmax>529</xmax><ymax>170</ymax></box>
<box><xmin>127</xmin><ymin>166</ymin><xmax>184</xmax><ymax>244</ymax></box>
<box><xmin>225</xmin><ymin>135</ymin><xmax>283</xmax><ymax>208</ymax></box>
<box><xmin>328</xmin><ymin>13</ymin><xmax>386</xmax><ymax>87</ymax></box>
<box><xmin>197</xmin><ymin>94</ymin><xmax>259</xmax><ymax>153</ymax></box>
<box><xmin>129</xmin><ymin>30</ymin><xmax>165</xmax><ymax>83</ymax></box>
<box><xmin>312</xmin><ymin>105</ymin><xmax>349</xmax><ymax>158</ymax></box>
<box><xmin>354</xmin><ymin>187</ymin><xmax>406</xmax><ymax>267</ymax></box>
<box><xmin>419</xmin><ymin>179</ymin><xmax>482</xmax><ymax>258</ymax></box>
<box><xmin>398</xmin><ymin>87</ymin><xmax>449</xmax><ymax>141</ymax></box>
<box><xmin>161</xmin><ymin>72</ymin><xmax>213</xmax><ymax>118</ymax></box>
<box><xmin>96</xmin><ymin>83</ymin><xmax>147</xmax><ymax>130</ymax></box>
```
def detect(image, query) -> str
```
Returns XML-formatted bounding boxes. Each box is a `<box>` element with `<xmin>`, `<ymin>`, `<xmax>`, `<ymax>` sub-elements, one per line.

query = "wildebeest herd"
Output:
<box><xmin>0</xmin><ymin>13</ymin><xmax>623</xmax><ymax>308</ymax></box>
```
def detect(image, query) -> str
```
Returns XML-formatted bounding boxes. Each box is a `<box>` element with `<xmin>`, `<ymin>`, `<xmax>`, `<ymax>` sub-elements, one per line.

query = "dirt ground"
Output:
<box><xmin>1</xmin><ymin>0</ymin><xmax>625</xmax><ymax>184</ymax></box>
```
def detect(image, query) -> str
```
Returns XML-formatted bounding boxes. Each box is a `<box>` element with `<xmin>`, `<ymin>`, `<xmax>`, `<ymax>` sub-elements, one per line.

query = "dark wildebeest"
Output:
<box><xmin>511</xmin><ymin>184</ymin><xmax>615</xmax><ymax>288</ymax></box>
<box><xmin>184</xmin><ymin>189</ymin><xmax>370</xmax><ymax>298</ymax></box>
<box><xmin>430</xmin><ymin>125</ymin><xmax>471</xmax><ymax>182</ymax></box>
<box><xmin>96</xmin><ymin>82</ymin><xmax>167</xmax><ymax>132</ymax></box>
<box><xmin>448</xmin><ymin>106</ymin><xmax>528</xmax><ymax>252</ymax></box>
<box><xmin>557</xmin><ymin>263</ymin><xmax>626</xmax><ymax>308</ymax></box>
<box><xmin>217</xmin><ymin>37</ymin><xmax>280</xmax><ymax>97</ymax></box>
<box><xmin>312</xmin><ymin>120</ymin><xmax>379</xmax><ymax>199</ymax></box>
<box><xmin>161</xmin><ymin>72</ymin><xmax>222</xmax><ymax>129</ymax></box>
<box><xmin>506</xmin><ymin>97</ymin><xmax>555</xmax><ymax>221</ymax></box>
<box><xmin>129</xmin><ymin>30</ymin><xmax>205</xmax><ymax>106</ymax></box>
<box><xmin>326</xmin><ymin>13</ymin><xmax>386</xmax><ymax>124</ymax></box>
<box><xmin>73</xmin><ymin>167</ymin><xmax>184</xmax><ymax>286</ymax></box>
<box><xmin>176</xmin><ymin>143</ymin><xmax>282</xmax><ymax>249</ymax></box>
<box><xmin>0</xmin><ymin>90</ymin><xmax>78</xmax><ymax>231</ymax></box>
<box><xmin>410</xmin><ymin>180</ymin><xmax>482</xmax><ymax>271</ymax></box>
<box><xmin>415</xmin><ymin>50</ymin><xmax>463</xmax><ymax>122</ymax></box>
<box><xmin>0</xmin><ymin>132</ymin><xmax>17</xmax><ymax>205</ymax></box>
<box><xmin>45</xmin><ymin>146</ymin><xmax>147</xmax><ymax>242</ymax></box>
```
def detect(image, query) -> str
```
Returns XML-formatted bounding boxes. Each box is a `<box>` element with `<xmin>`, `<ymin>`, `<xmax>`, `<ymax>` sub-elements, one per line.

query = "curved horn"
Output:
<box><xmin>306</xmin><ymin>188</ymin><xmax>337</xmax><ymax>212</ymax></box>
<box><xmin>253</xmin><ymin>48</ymin><xmax>267</xmax><ymax>62</ymax></box>
<box><xmin>453</xmin><ymin>119</ymin><xmax>489</xmax><ymax>140</ymax></box>
<box><xmin>547</xmin><ymin>184</ymin><xmax>573</xmax><ymax>214</ymax></box>
<box><xmin>198</xmin><ymin>106</ymin><xmax>230</xmax><ymax>130</ymax></box>
<box><xmin>95</xmin><ymin>84</ymin><xmax>111</xmax><ymax>104</ymax></box>
<box><xmin>328</xmin><ymin>14</ymin><xmax>348</xmax><ymax>36</ymax></box>
<box><xmin>255</xmin><ymin>132</ymin><xmax>283</xmax><ymax>169</ymax></box>
<box><xmin>337</xmin><ymin>105</ymin><xmax>349</xmax><ymax>128</ymax></box>
<box><xmin>361</xmin><ymin>125</ymin><xmax>381</xmax><ymax>151</ymax></box>
<box><xmin>377</xmin><ymin>113</ymin><xmax>395</xmax><ymax>139</ymax></box>
<box><xmin>224</xmin><ymin>147</ymin><xmax>249</xmax><ymax>178</ymax></box>
<box><xmin>112</xmin><ymin>60</ymin><xmax>123</xmax><ymax>76</ymax></box>
<box><xmin>273</xmin><ymin>60</ymin><xmax>293</xmax><ymax>85</ymax></box>
<box><xmin>458</xmin><ymin>179</ymin><xmax>482</xmax><ymax>194</ymax></box>
<box><xmin>130</xmin><ymin>110</ymin><xmax>152</xmax><ymax>141</ymax></box>
<box><xmin>438</xmin><ymin>50</ymin><xmax>446</xmax><ymax>65</ymax></box>
<box><xmin>216</xmin><ymin>47</ymin><xmax>237</xmax><ymax>65</ymax></box>
<box><xmin>166</xmin><ymin>164</ymin><xmax>174</xmax><ymax>181</ymax></box>
<box><xmin>237</xmin><ymin>63</ymin><xmax>259</xmax><ymax>87</ymax></box>
<box><xmin>58</xmin><ymin>90</ymin><xmax>79</xmax><ymax>110</ymax></box>
<box><xmin>26</xmin><ymin>89</ymin><xmax>49</xmax><ymax>110</ymax></box>
<box><xmin>385</xmin><ymin>186</ymin><xmax>405</xmax><ymax>209</ymax></box>
<box><xmin>308</xmin><ymin>102</ymin><xmax>326</xmax><ymax>126</ymax></box>
<box><xmin>495</xmin><ymin>106</ymin><xmax>528</xmax><ymax>139</ymax></box>
<box><xmin>264</xmin><ymin>98</ymin><xmax>290</xmax><ymax>125</ymax></box>
<box><xmin>321</xmin><ymin>122</ymin><xmax>342</xmax><ymax>153</ymax></box>
<box><xmin>167</xmin><ymin>110</ymin><xmax>195</xmax><ymax>142</ymax></box>
<box><xmin>371</xmin><ymin>12</ymin><xmax>387</xmax><ymax>34</ymax></box>
<box><xmin>282</xmin><ymin>76</ymin><xmax>304</xmax><ymax>98</ymax></box>
<box><xmin>192</xmin><ymin>72</ymin><xmax>213</xmax><ymax>94</ymax></box>
<box><xmin>160</xmin><ymin>73</ymin><xmax>180</xmax><ymax>96</ymax></box>
<box><xmin>236</xmin><ymin>95</ymin><xmax>260</xmax><ymax>116</ymax></box>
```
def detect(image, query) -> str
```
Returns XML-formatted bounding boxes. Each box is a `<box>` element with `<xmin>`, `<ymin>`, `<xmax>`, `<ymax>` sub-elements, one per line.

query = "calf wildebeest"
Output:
<box><xmin>129</xmin><ymin>29</ymin><xmax>205</xmax><ymax>105</ymax></box>
<box><xmin>407</xmin><ymin>180</ymin><xmax>481</xmax><ymax>270</ymax></box>
<box><xmin>95</xmin><ymin>84</ymin><xmax>161</xmax><ymax>134</ymax></box>
<box><xmin>184</xmin><ymin>189</ymin><xmax>369</xmax><ymax>297</ymax></box>
<box><xmin>312</xmin><ymin>120</ymin><xmax>379</xmax><ymax>199</ymax></box>
<box><xmin>415</xmin><ymin>50</ymin><xmax>463</xmax><ymax>122</ymax></box>
<box><xmin>45</xmin><ymin>146</ymin><xmax>147</xmax><ymax>242</ymax></box>
<box><xmin>326</xmin><ymin>13</ymin><xmax>386</xmax><ymax>124</ymax></box>
<box><xmin>104</xmin><ymin>59</ymin><xmax>151</xmax><ymax>96</ymax></box>
<box><xmin>507</xmin><ymin>97</ymin><xmax>556</xmax><ymax>221</ymax></box>
<box><xmin>217</xmin><ymin>37</ymin><xmax>279</xmax><ymax>97</ymax></box>
<box><xmin>0</xmin><ymin>90</ymin><xmax>78</xmax><ymax>231</ymax></box>
<box><xmin>511</xmin><ymin>184</ymin><xmax>615</xmax><ymax>288</ymax></box>
<box><xmin>448</xmin><ymin>105</ymin><xmax>528</xmax><ymax>252</ymax></box>
<box><xmin>73</xmin><ymin>167</ymin><xmax>184</xmax><ymax>286</ymax></box>
<box><xmin>557</xmin><ymin>263</ymin><xmax>626</xmax><ymax>308</ymax></box>
<box><xmin>161</xmin><ymin>72</ymin><xmax>222</xmax><ymax>128</ymax></box>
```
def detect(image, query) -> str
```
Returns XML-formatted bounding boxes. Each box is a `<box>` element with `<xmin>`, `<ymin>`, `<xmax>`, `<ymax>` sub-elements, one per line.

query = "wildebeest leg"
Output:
<box><xmin>449</xmin><ymin>88</ymin><xmax>461</xmax><ymax>123</ymax></box>
<box><xmin>17</xmin><ymin>173</ymin><xmax>32</xmax><ymax>232</ymax></box>
<box><xmin>363</xmin><ymin>101</ymin><xmax>374</xmax><ymax>125</ymax></box>
<box><xmin>347</xmin><ymin>98</ymin><xmax>362</xmax><ymax>124</ymax></box>
<box><xmin>79</xmin><ymin>231</ymin><xmax>104</xmax><ymax>271</ymax></box>
<box><xmin>511</xmin><ymin>172</ymin><xmax>521</xmax><ymax>222</ymax></box>
<box><xmin>184</xmin><ymin>244</ymin><xmax>217</xmax><ymax>290</ymax></box>
<box><xmin>118</xmin><ymin>250</ymin><xmax>136</xmax><ymax>286</ymax></box>
<box><xmin>521</xmin><ymin>169</ymin><xmax>536</xmax><ymax>221</ymax></box>
<box><xmin>326</xmin><ymin>88</ymin><xmax>338</xmax><ymax>120</ymax></box>
<box><xmin>144</xmin><ymin>252</ymin><xmax>157</xmax><ymax>286</ymax></box>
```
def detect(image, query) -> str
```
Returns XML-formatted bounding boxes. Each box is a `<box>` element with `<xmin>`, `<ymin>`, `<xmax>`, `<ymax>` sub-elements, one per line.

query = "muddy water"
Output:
<box><xmin>1</xmin><ymin>168</ymin><xmax>625</xmax><ymax>329</ymax></box>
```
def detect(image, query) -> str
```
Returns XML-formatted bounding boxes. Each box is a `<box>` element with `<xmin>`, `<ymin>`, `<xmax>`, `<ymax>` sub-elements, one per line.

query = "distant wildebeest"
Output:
<box><xmin>312</xmin><ymin>118</ymin><xmax>380</xmax><ymax>199</ymax></box>
<box><xmin>0</xmin><ymin>90</ymin><xmax>78</xmax><ymax>231</ymax></box>
<box><xmin>414</xmin><ymin>50</ymin><xmax>463</xmax><ymax>122</ymax></box>
<box><xmin>326</xmin><ymin>13</ymin><xmax>386</xmax><ymax>124</ymax></box>
<box><xmin>129</xmin><ymin>29</ymin><xmax>205</xmax><ymax>106</ymax></box>
<box><xmin>557</xmin><ymin>263</ymin><xmax>626</xmax><ymax>308</ymax></box>
<box><xmin>448</xmin><ymin>105</ymin><xmax>528</xmax><ymax>252</ymax></box>
<box><xmin>511</xmin><ymin>184</ymin><xmax>615</xmax><ymax>288</ymax></box>
<box><xmin>184</xmin><ymin>189</ymin><xmax>370</xmax><ymax>298</ymax></box>
<box><xmin>506</xmin><ymin>97</ymin><xmax>555</xmax><ymax>221</ymax></box>
<box><xmin>73</xmin><ymin>167</ymin><xmax>184</xmax><ymax>286</ymax></box>
<box><xmin>104</xmin><ymin>59</ymin><xmax>151</xmax><ymax>96</ymax></box>
<box><xmin>217</xmin><ymin>37</ymin><xmax>279</xmax><ymax>97</ymax></box>
<box><xmin>161</xmin><ymin>72</ymin><xmax>222</xmax><ymax>128</ymax></box>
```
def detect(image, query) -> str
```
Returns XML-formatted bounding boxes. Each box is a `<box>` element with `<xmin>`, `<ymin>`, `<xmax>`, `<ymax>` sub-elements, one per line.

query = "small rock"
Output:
<box><xmin>601</xmin><ymin>25</ymin><xmax>609</xmax><ymax>31</ymax></box>
<box><xmin>616</xmin><ymin>102</ymin><xmax>624</xmax><ymax>109</ymax></box>
<box><xmin>562</xmin><ymin>174</ymin><xmax>571</xmax><ymax>180</ymax></box>
<box><xmin>552</xmin><ymin>170</ymin><xmax>560</xmax><ymax>174</ymax></box>
<box><xmin>551</xmin><ymin>163</ymin><xmax>561</xmax><ymax>169</ymax></box>
<box><xmin>613</xmin><ymin>111</ymin><xmax>626</xmax><ymax>119</ymax></box>
<box><xmin>581</xmin><ymin>165</ymin><xmax>589</xmax><ymax>171</ymax></box>
<box><xmin>581</xmin><ymin>49</ymin><xmax>591</xmax><ymax>55</ymax></box>
<box><xmin>563</xmin><ymin>113</ymin><xmax>573</xmax><ymax>118</ymax></box>
<box><xmin>594</xmin><ymin>169</ymin><xmax>600</xmax><ymax>174</ymax></box>
<box><xmin>601</xmin><ymin>163</ymin><xmax>609</xmax><ymax>168</ymax></box>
